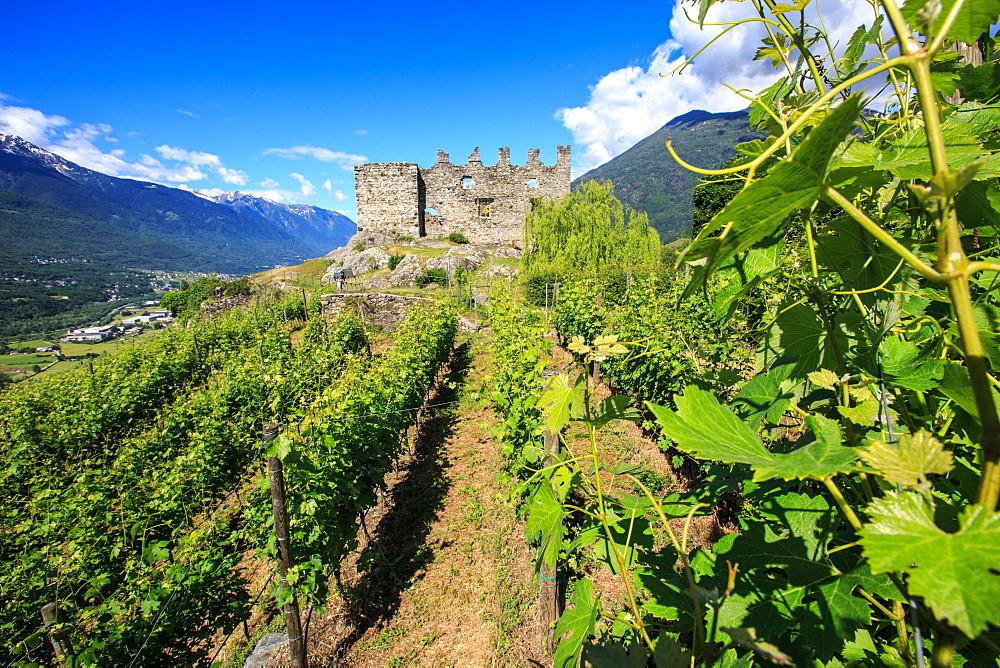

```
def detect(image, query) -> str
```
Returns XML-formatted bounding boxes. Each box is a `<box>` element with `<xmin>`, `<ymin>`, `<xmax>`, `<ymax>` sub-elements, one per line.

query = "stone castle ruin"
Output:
<box><xmin>354</xmin><ymin>146</ymin><xmax>571</xmax><ymax>245</ymax></box>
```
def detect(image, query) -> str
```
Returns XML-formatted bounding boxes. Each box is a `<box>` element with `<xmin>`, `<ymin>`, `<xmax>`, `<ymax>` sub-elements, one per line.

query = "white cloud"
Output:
<box><xmin>260</xmin><ymin>177</ymin><xmax>280</xmax><ymax>188</ymax></box>
<box><xmin>559</xmin><ymin>0</ymin><xmax>877</xmax><ymax>174</ymax></box>
<box><xmin>290</xmin><ymin>172</ymin><xmax>317</xmax><ymax>197</ymax></box>
<box><xmin>322</xmin><ymin>179</ymin><xmax>347</xmax><ymax>203</ymax></box>
<box><xmin>0</xmin><ymin>102</ymin><xmax>69</xmax><ymax>146</ymax></box>
<box><xmin>176</xmin><ymin>109</ymin><xmax>199</xmax><ymax>118</ymax></box>
<box><xmin>155</xmin><ymin>144</ymin><xmax>250</xmax><ymax>185</ymax></box>
<box><xmin>264</xmin><ymin>145</ymin><xmax>367</xmax><ymax>170</ymax></box>
<box><xmin>354</xmin><ymin>129</ymin><xmax>368</xmax><ymax>136</ymax></box>
<box><xmin>0</xmin><ymin>97</ymin><xmax>258</xmax><ymax>187</ymax></box>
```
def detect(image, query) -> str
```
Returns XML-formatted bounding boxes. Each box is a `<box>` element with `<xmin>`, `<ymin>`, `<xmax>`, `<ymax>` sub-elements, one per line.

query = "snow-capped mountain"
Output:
<box><xmin>0</xmin><ymin>135</ymin><xmax>354</xmax><ymax>272</ymax></box>
<box><xmin>206</xmin><ymin>191</ymin><xmax>355</xmax><ymax>253</ymax></box>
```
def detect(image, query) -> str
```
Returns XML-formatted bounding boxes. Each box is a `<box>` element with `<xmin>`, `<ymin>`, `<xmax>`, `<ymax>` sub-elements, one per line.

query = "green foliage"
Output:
<box><xmin>283</xmin><ymin>302</ymin><xmax>456</xmax><ymax>607</ymax></box>
<box><xmin>388</xmin><ymin>253</ymin><xmax>406</xmax><ymax>270</ymax></box>
<box><xmin>494</xmin><ymin>1</ymin><xmax>1000</xmax><ymax>665</ymax></box>
<box><xmin>488</xmin><ymin>286</ymin><xmax>549</xmax><ymax>469</ymax></box>
<box><xmin>447</xmin><ymin>231</ymin><xmax>469</xmax><ymax>244</ymax></box>
<box><xmin>523</xmin><ymin>180</ymin><xmax>663</xmax><ymax>284</ymax></box>
<box><xmin>416</xmin><ymin>267</ymin><xmax>448</xmax><ymax>287</ymax></box>
<box><xmin>0</xmin><ymin>294</ymin><xmax>369</xmax><ymax>664</ymax></box>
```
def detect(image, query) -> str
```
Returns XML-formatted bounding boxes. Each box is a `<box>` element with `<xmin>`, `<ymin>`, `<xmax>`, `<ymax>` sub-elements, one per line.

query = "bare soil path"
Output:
<box><xmin>299</xmin><ymin>337</ymin><xmax>544</xmax><ymax>667</ymax></box>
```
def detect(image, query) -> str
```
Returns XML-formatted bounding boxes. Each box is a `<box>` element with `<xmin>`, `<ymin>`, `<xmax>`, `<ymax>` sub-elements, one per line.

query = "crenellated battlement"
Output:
<box><xmin>354</xmin><ymin>146</ymin><xmax>571</xmax><ymax>245</ymax></box>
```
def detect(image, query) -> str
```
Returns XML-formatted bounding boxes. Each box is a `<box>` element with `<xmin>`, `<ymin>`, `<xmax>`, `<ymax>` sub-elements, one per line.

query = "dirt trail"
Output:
<box><xmin>299</xmin><ymin>337</ymin><xmax>544</xmax><ymax>667</ymax></box>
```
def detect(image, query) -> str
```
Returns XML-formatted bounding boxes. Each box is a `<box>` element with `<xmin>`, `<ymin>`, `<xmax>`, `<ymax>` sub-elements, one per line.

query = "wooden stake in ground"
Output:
<box><xmin>266</xmin><ymin>425</ymin><xmax>307</xmax><ymax>668</ymax></box>
<box><xmin>538</xmin><ymin>428</ymin><xmax>561</xmax><ymax>654</ymax></box>
<box><xmin>40</xmin><ymin>602</ymin><xmax>74</xmax><ymax>664</ymax></box>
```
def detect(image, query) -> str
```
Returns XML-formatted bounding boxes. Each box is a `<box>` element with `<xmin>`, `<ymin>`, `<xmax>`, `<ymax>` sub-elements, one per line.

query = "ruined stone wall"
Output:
<box><xmin>320</xmin><ymin>292</ymin><xmax>434</xmax><ymax>331</ymax></box>
<box><xmin>354</xmin><ymin>146</ymin><xmax>570</xmax><ymax>245</ymax></box>
<box><xmin>354</xmin><ymin>162</ymin><xmax>422</xmax><ymax>238</ymax></box>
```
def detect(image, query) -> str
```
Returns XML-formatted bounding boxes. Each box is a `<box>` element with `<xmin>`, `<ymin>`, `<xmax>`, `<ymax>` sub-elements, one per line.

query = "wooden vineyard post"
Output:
<box><xmin>301</xmin><ymin>288</ymin><xmax>308</xmax><ymax>321</ymax></box>
<box><xmin>265</xmin><ymin>425</ymin><xmax>307</xmax><ymax>668</ymax></box>
<box><xmin>538</xmin><ymin>428</ymin><xmax>560</xmax><ymax>654</ymax></box>
<box><xmin>40</xmin><ymin>602</ymin><xmax>74</xmax><ymax>664</ymax></box>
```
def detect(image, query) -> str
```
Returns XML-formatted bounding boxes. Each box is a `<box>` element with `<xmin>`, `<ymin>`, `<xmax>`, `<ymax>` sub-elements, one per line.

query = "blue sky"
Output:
<box><xmin>1</xmin><ymin>0</ymin><xmax>874</xmax><ymax>218</ymax></box>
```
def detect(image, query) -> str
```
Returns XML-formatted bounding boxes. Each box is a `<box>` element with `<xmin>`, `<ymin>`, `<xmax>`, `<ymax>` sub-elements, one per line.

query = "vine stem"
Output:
<box><xmin>822</xmin><ymin>477</ymin><xmax>863</xmax><ymax>531</ymax></box>
<box><xmin>901</xmin><ymin>16</ymin><xmax>1000</xmax><ymax>509</ymax></box>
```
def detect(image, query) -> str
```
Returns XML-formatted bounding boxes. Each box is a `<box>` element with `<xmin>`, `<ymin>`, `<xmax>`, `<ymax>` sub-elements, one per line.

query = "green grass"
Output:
<box><xmin>0</xmin><ymin>352</ymin><xmax>52</xmax><ymax>368</ymax></box>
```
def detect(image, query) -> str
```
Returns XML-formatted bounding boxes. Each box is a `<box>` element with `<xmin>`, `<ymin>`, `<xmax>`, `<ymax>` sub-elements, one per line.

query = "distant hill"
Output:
<box><xmin>0</xmin><ymin>188</ymin><xmax>193</xmax><ymax>268</ymax></box>
<box><xmin>573</xmin><ymin>109</ymin><xmax>760</xmax><ymax>240</ymax></box>
<box><xmin>0</xmin><ymin>135</ymin><xmax>353</xmax><ymax>273</ymax></box>
<box><xmin>206</xmin><ymin>191</ymin><xmax>355</xmax><ymax>254</ymax></box>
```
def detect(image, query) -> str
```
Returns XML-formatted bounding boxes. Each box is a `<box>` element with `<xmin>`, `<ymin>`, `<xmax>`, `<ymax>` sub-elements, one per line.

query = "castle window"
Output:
<box><xmin>527</xmin><ymin>178</ymin><xmax>538</xmax><ymax>188</ymax></box>
<box><xmin>476</xmin><ymin>198</ymin><xmax>493</xmax><ymax>217</ymax></box>
<box><xmin>425</xmin><ymin>207</ymin><xmax>440</xmax><ymax>216</ymax></box>
<box><xmin>461</xmin><ymin>176</ymin><xmax>474</xmax><ymax>189</ymax></box>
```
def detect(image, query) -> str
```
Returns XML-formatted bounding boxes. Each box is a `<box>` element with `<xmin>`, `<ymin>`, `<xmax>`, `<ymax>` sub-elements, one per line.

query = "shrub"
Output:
<box><xmin>388</xmin><ymin>254</ymin><xmax>406</xmax><ymax>270</ymax></box>
<box><xmin>447</xmin><ymin>232</ymin><xmax>469</xmax><ymax>245</ymax></box>
<box><xmin>416</xmin><ymin>268</ymin><xmax>448</xmax><ymax>287</ymax></box>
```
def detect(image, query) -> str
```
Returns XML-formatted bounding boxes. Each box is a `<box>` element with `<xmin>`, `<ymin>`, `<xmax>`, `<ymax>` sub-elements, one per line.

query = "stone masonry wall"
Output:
<box><xmin>321</xmin><ymin>292</ymin><xmax>434</xmax><ymax>331</ymax></box>
<box><xmin>354</xmin><ymin>163</ymin><xmax>421</xmax><ymax>239</ymax></box>
<box><xmin>354</xmin><ymin>146</ymin><xmax>570</xmax><ymax>245</ymax></box>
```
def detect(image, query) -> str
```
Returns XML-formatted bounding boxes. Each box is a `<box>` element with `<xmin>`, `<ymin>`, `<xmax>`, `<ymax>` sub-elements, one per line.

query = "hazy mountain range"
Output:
<box><xmin>0</xmin><ymin>135</ymin><xmax>355</xmax><ymax>274</ymax></box>
<box><xmin>574</xmin><ymin>109</ymin><xmax>760</xmax><ymax>240</ymax></box>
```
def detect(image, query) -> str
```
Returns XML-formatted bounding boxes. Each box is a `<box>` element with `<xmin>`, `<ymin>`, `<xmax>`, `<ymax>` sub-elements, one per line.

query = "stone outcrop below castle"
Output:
<box><xmin>354</xmin><ymin>146</ymin><xmax>570</xmax><ymax>245</ymax></box>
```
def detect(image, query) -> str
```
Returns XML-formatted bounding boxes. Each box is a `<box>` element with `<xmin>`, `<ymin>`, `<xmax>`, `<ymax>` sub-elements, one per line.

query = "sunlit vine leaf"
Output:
<box><xmin>860</xmin><ymin>491</ymin><xmax>1000</xmax><ymax>637</ymax></box>
<box><xmin>536</xmin><ymin>372</ymin><xmax>584</xmax><ymax>433</ymax></box>
<box><xmin>859</xmin><ymin>430</ymin><xmax>953</xmax><ymax>490</ymax></box>
<box><xmin>526</xmin><ymin>479</ymin><xmax>564</xmax><ymax>571</ymax></box>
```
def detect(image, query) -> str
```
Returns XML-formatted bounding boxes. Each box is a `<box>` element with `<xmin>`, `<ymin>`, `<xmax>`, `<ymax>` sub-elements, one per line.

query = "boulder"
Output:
<box><xmin>366</xmin><ymin>253</ymin><xmax>424</xmax><ymax>289</ymax></box>
<box><xmin>342</xmin><ymin>247</ymin><xmax>391</xmax><ymax>273</ymax></box>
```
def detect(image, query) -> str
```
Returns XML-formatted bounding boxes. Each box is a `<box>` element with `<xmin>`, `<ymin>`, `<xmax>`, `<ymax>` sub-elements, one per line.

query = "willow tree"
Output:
<box><xmin>523</xmin><ymin>180</ymin><xmax>662</xmax><ymax>280</ymax></box>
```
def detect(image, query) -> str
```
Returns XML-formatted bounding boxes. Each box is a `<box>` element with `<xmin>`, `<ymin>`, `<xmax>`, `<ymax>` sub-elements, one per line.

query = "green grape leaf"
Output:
<box><xmin>537</xmin><ymin>371</ymin><xmax>584</xmax><ymax>433</ymax></box>
<box><xmin>836</xmin><ymin>16</ymin><xmax>884</xmax><ymax>80</ymax></box>
<box><xmin>750</xmin><ymin>77</ymin><xmax>795</xmax><ymax>129</ymax></box>
<box><xmin>553</xmin><ymin>578</ymin><xmax>601</xmax><ymax>668</ymax></box>
<box><xmin>901</xmin><ymin>0</ymin><xmax>1000</xmax><ymax>44</ymax></box>
<box><xmin>733</xmin><ymin>368</ymin><xmax>793</xmax><ymax>426</ymax></box>
<box><xmin>881</xmin><ymin>337</ymin><xmax>945</xmax><ymax>391</ymax></box>
<box><xmin>680</xmin><ymin>94</ymin><xmax>865</xmax><ymax>294</ymax></box>
<box><xmin>938</xmin><ymin>361</ymin><xmax>1000</xmax><ymax>423</ymax></box>
<box><xmin>838</xmin><ymin>395</ymin><xmax>888</xmax><ymax>427</ymax></box>
<box><xmin>859</xmin><ymin>430</ymin><xmax>953</xmax><ymax>489</ymax></box>
<box><xmin>764</xmin><ymin>302</ymin><xmax>861</xmax><ymax>382</ymax></box>
<box><xmin>876</xmin><ymin>123</ymin><xmax>986</xmax><ymax>181</ymax></box>
<box><xmin>649</xmin><ymin>388</ymin><xmax>857</xmax><ymax>481</ymax></box>
<box><xmin>860</xmin><ymin>491</ymin><xmax>1000</xmax><ymax>637</ymax></box>
<box><xmin>525</xmin><ymin>479</ymin><xmax>564</xmax><ymax>571</ymax></box>
<box><xmin>957</xmin><ymin>62</ymin><xmax>1000</xmax><ymax>103</ymax></box>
